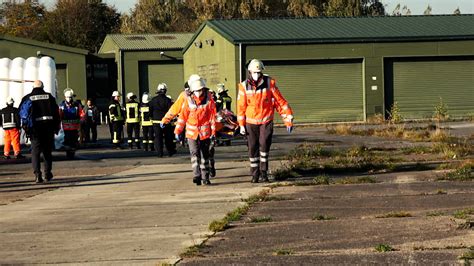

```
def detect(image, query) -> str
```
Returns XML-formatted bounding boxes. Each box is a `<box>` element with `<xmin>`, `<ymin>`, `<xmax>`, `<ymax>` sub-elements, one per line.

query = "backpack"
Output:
<box><xmin>19</xmin><ymin>97</ymin><xmax>34</xmax><ymax>132</ymax></box>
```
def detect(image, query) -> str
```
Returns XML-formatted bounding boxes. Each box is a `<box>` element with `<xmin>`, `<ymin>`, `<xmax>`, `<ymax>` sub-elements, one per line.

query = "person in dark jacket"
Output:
<box><xmin>83</xmin><ymin>98</ymin><xmax>100</xmax><ymax>143</ymax></box>
<box><xmin>109</xmin><ymin>90</ymin><xmax>125</xmax><ymax>149</ymax></box>
<box><xmin>139</xmin><ymin>93</ymin><xmax>155</xmax><ymax>152</ymax></box>
<box><xmin>149</xmin><ymin>83</ymin><xmax>175</xmax><ymax>157</ymax></box>
<box><xmin>19</xmin><ymin>80</ymin><xmax>60</xmax><ymax>183</ymax></box>
<box><xmin>0</xmin><ymin>96</ymin><xmax>24</xmax><ymax>159</ymax></box>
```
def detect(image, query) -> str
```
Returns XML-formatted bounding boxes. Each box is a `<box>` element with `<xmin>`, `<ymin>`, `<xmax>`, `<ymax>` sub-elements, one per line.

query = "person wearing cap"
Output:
<box><xmin>216</xmin><ymin>83</ymin><xmax>232</xmax><ymax>112</ymax></box>
<box><xmin>0</xmin><ymin>96</ymin><xmax>24</xmax><ymax>159</ymax></box>
<box><xmin>237</xmin><ymin>59</ymin><xmax>294</xmax><ymax>183</ymax></box>
<box><xmin>139</xmin><ymin>93</ymin><xmax>155</xmax><ymax>152</ymax></box>
<box><xmin>19</xmin><ymin>80</ymin><xmax>60</xmax><ymax>183</ymax></box>
<box><xmin>174</xmin><ymin>77</ymin><xmax>216</xmax><ymax>186</ymax></box>
<box><xmin>83</xmin><ymin>98</ymin><xmax>100</xmax><ymax>143</ymax></box>
<box><xmin>109</xmin><ymin>90</ymin><xmax>124</xmax><ymax>149</ymax></box>
<box><xmin>125</xmin><ymin>92</ymin><xmax>141</xmax><ymax>149</ymax></box>
<box><xmin>149</xmin><ymin>83</ymin><xmax>175</xmax><ymax>157</ymax></box>
<box><xmin>59</xmin><ymin>88</ymin><xmax>85</xmax><ymax>152</ymax></box>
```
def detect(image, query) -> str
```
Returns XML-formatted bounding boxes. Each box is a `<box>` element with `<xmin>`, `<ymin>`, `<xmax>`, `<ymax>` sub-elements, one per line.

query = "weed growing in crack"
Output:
<box><xmin>375</xmin><ymin>244</ymin><xmax>395</xmax><ymax>252</ymax></box>
<box><xmin>438</xmin><ymin>164</ymin><xmax>473</xmax><ymax>181</ymax></box>
<box><xmin>250</xmin><ymin>216</ymin><xmax>272</xmax><ymax>223</ymax></box>
<box><xmin>272</xmin><ymin>248</ymin><xmax>294</xmax><ymax>256</ymax></box>
<box><xmin>375</xmin><ymin>211</ymin><xmax>412</xmax><ymax>218</ymax></box>
<box><xmin>453</xmin><ymin>208</ymin><xmax>474</xmax><ymax>220</ymax></box>
<box><xmin>312</xmin><ymin>214</ymin><xmax>337</xmax><ymax>221</ymax></box>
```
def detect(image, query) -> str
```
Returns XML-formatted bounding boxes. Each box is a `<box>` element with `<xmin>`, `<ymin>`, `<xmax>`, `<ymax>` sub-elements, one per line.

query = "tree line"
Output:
<box><xmin>0</xmin><ymin>0</ymin><xmax>461</xmax><ymax>53</ymax></box>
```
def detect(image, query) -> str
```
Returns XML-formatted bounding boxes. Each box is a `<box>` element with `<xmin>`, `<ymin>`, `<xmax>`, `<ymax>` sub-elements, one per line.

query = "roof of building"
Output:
<box><xmin>0</xmin><ymin>34</ymin><xmax>89</xmax><ymax>55</ymax></box>
<box><xmin>100</xmin><ymin>33</ymin><xmax>194</xmax><ymax>52</ymax></box>
<box><xmin>185</xmin><ymin>15</ymin><xmax>474</xmax><ymax>51</ymax></box>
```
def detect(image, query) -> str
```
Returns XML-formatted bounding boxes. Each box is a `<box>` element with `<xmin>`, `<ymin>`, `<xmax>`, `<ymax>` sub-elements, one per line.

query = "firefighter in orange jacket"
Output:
<box><xmin>174</xmin><ymin>77</ymin><xmax>216</xmax><ymax>186</ymax></box>
<box><xmin>237</xmin><ymin>59</ymin><xmax>294</xmax><ymax>183</ymax></box>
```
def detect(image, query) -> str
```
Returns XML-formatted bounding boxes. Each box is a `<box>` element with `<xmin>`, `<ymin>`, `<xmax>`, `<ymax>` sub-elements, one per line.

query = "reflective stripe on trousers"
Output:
<box><xmin>246</xmin><ymin>121</ymin><xmax>274</xmax><ymax>178</ymax></box>
<box><xmin>187</xmin><ymin>138</ymin><xmax>211</xmax><ymax>180</ymax></box>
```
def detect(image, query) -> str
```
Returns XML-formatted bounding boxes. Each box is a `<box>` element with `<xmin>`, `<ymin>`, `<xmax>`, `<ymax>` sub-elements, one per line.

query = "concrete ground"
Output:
<box><xmin>0</xmin><ymin>122</ymin><xmax>472</xmax><ymax>265</ymax></box>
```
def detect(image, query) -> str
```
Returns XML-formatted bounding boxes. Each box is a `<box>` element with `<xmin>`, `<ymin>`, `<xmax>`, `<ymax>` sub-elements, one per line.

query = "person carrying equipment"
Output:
<box><xmin>174</xmin><ymin>77</ymin><xmax>216</xmax><ymax>186</ymax></box>
<box><xmin>109</xmin><ymin>90</ymin><xmax>124</xmax><ymax>149</ymax></box>
<box><xmin>139</xmin><ymin>93</ymin><xmax>155</xmax><ymax>152</ymax></box>
<box><xmin>0</xmin><ymin>96</ymin><xmax>24</xmax><ymax>159</ymax></box>
<box><xmin>125</xmin><ymin>92</ymin><xmax>141</xmax><ymax>149</ymax></box>
<box><xmin>237</xmin><ymin>59</ymin><xmax>294</xmax><ymax>183</ymax></box>
<box><xmin>59</xmin><ymin>88</ymin><xmax>84</xmax><ymax>155</ymax></box>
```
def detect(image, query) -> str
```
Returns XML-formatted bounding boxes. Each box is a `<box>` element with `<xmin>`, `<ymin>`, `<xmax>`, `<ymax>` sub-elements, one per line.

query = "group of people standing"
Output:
<box><xmin>2</xmin><ymin>58</ymin><xmax>293</xmax><ymax>186</ymax></box>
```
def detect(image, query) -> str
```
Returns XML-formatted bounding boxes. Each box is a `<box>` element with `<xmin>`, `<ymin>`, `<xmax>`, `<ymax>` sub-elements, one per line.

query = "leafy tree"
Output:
<box><xmin>0</xmin><ymin>0</ymin><xmax>47</xmax><ymax>41</ymax></box>
<box><xmin>45</xmin><ymin>0</ymin><xmax>120</xmax><ymax>52</ymax></box>
<box><xmin>287</xmin><ymin>0</ymin><xmax>319</xmax><ymax>17</ymax></box>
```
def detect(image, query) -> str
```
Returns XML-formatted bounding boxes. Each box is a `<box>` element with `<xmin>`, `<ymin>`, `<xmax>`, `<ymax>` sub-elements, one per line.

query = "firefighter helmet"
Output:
<box><xmin>112</xmin><ymin>91</ymin><xmax>121</xmax><ymax>97</ymax></box>
<box><xmin>6</xmin><ymin>96</ymin><xmax>14</xmax><ymax>105</ymax></box>
<box><xmin>157</xmin><ymin>83</ymin><xmax>167</xmax><ymax>93</ymax></box>
<box><xmin>216</xmin><ymin>83</ymin><xmax>227</xmax><ymax>94</ymax></box>
<box><xmin>126</xmin><ymin>92</ymin><xmax>136</xmax><ymax>100</ymax></box>
<box><xmin>64</xmin><ymin>88</ymin><xmax>74</xmax><ymax>98</ymax></box>
<box><xmin>248</xmin><ymin>59</ymin><xmax>265</xmax><ymax>73</ymax></box>
<box><xmin>142</xmin><ymin>93</ymin><xmax>150</xmax><ymax>104</ymax></box>
<box><xmin>187</xmin><ymin>74</ymin><xmax>201</xmax><ymax>85</ymax></box>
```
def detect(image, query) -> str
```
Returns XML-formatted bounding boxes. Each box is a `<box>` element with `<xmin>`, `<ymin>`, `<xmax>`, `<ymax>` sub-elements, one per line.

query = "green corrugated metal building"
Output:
<box><xmin>0</xmin><ymin>34</ymin><xmax>88</xmax><ymax>101</ymax></box>
<box><xmin>98</xmin><ymin>33</ymin><xmax>194</xmax><ymax>101</ymax></box>
<box><xmin>183</xmin><ymin>15</ymin><xmax>474</xmax><ymax>122</ymax></box>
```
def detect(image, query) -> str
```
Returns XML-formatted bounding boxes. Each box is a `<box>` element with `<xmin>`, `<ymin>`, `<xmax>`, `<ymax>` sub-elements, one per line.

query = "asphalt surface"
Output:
<box><xmin>0</xmin><ymin>122</ymin><xmax>472</xmax><ymax>264</ymax></box>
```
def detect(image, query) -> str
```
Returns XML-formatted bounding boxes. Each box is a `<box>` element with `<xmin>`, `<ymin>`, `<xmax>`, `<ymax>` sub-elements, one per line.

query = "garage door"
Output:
<box><xmin>139</xmin><ymin>61</ymin><xmax>184</xmax><ymax>100</ymax></box>
<box><xmin>387</xmin><ymin>58</ymin><xmax>474</xmax><ymax>119</ymax></box>
<box><xmin>264</xmin><ymin>59</ymin><xmax>364</xmax><ymax>123</ymax></box>
<box><xmin>56</xmin><ymin>64</ymin><xmax>67</xmax><ymax>101</ymax></box>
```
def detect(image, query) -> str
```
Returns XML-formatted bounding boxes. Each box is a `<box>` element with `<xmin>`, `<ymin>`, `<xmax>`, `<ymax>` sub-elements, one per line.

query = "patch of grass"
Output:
<box><xmin>180</xmin><ymin>242</ymin><xmax>207</xmax><ymax>257</ymax></box>
<box><xmin>335</xmin><ymin>176</ymin><xmax>377</xmax><ymax>185</ymax></box>
<box><xmin>375</xmin><ymin>211</ymin><xmax>412</xmax><ymax>218</ymax></box>
<box><xmin>438</xmin><ymin>164</ymin><xmax>473</xmax><ymax>181</ymax></box>
<box><xmin>436</xmin><ymin>189</ymin><xmax>447</xmax><ymax>195</ymax></box>
<box><xmin>272</xmin><ymin>167</ymin><xmax>298</xmax><ymax>181</ymax></box>
<box><xmin>459</xmin><ymin>247</ymin><xmax>474</xmax><ymax>262</ymax></box>
<box><xmin>430</xmin><ymin>129</ymin><xmax>451</xmax><ymax>142</ymax></box>
<box><xmin>250</xmin><ymin>216</ymin><xmax>272</xmax><ymax>223</ymax></box>
<box><xmin>366</xmin><ymin>114</ymin><xmax>385</xmax><ymax>124</ymax></box>
<box><xmin>426</xmin><ymin>211</ymin><xmax>446</xmax><ymax>217</ymax></box>
<box><xmin>272</xmin><ymin>248</ymin><xmax>294</xmax><ymax>256</ymax></box>
<box><xmin>453</xmin><ymin>208</ymin><xmax>474</xmax><ymax>220</ymax></box>
<box><xmin>312</xmin><ymin>214</ymin><xmax>337</xmax><ymax>221</ymax></box>
<box><xmin>226</xmin><ymin>205</ymin><xmax>250</xmax><ymax>222</ymax></box>
<box><xmin>209</xmin><ymin>218</ymin><xmax>229</xmax><ymax>232</ymax></box>
<box><xmin>326</xmin><ymin>124</ymin><xmax>353</xmax><ymax>135</ymax></box>
<box><xmin>313</xmin><ymin>175</ymin><xmax>331</xmax><ymax>185</ymax></box>
<box><xmin>401</xmin><ymin>146</ymin><xmax>432</xmax><ymax>155</ymax></box>
<box><xmin>375</xmin><ymin>244</ymin><xmax>395</xmax><ymax>252</ymax></box>
<box><xmin>245</xmin><ymin>190</ymin><xmax>270</xmax><ymax>204</ymax></box>
<box><xmin>209</xmin><ymin>204</ymin><xmax>252</xmax><ymax>233</ymax></box>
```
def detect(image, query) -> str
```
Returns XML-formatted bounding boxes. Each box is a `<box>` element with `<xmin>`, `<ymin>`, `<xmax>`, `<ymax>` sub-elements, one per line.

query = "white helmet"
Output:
<box><xmin>157</xmin><ymin>83</ymin><xmax>167</xmax><ymax>93</ymax></box>
<box><xmin>190</xmin><ymin>78</ymin><xmax>206</xmax><ymax>92</ymax></box>
<box><xmin>187</xmin><ymin>74</ymin><xmax>201</xmax><ymax>85</ymax></box>
<box><xmin>112</xmin><ymin>91</ymin><xmax>121</xmax><ymax>97</ymax></box>
<box><xmin>64</xmin><ymin>88</ymin><xmax>74</xmax><ymax>98</ymax></box>
<box><xmin>248</xmin><ymin>59</ymin><xmax>265</xmax><ymax>73</ymax></box>
<box><xmin>6</xmin><ymin>96</ymin><xmax>14</xmax><ymax>105</ymax></box>
<box><xmin>142</xmin><ymin>93</ymin><xmax>150</xmax><ymax>104</ymax></box>
<box><xmin>126</xmin><ymin>92</ymin><xmax>135</xmax><ymax>100</ymax></box>
<box><xmin>216</xmin><ymin>83</ymin><xmax>227</xmax><ymax>94</ymax></box>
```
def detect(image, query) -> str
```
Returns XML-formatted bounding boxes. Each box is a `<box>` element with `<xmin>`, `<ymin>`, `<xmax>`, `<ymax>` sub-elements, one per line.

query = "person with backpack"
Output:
<box><xmin>19</xmin><ymin>80</ymin><xmax>60</xmax><ymax>183</ymax></box>
<box><xmin>0</xmin><ymin>96</ymin><xmax>24</xmax><ymax>159</ymax></box>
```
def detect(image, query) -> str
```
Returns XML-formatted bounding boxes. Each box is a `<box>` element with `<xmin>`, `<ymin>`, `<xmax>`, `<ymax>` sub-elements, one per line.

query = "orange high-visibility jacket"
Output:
<box><xmin>237</xmin><ymin>75</ymin><xmax>293</xmax><ymax>127</ymax></box>
<box><xmin>161</xmin><ymin>91</ymin><xmax>186</xmax><ymax>124</ymax></box>
<box><xmin>174</xmin><ymin>92</ymin><xmax>216</xmax><ymax>140</ymax></box>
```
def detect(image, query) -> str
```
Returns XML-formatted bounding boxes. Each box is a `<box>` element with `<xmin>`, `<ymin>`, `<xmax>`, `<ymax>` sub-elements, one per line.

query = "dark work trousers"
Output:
<box><xmin>142</xmin><ymin>125</ymin><xmax>154</xmax><ymax>150</ymax></box>
<box><xmin>84</xmin><ymin>122</ymin><xmax>97</xmax><ymax>142</ymax></box>
<box><xmin>209</xmin><ymin>141</ymin><xmax>215</xmax><ymax>172</ymax></box>
<box><xmin>112</xmin><ymin>121</ymin><xmax>123</xmax><ymax>146</ymax></box>
<box><xmin>31</xmin><ymin>129</ymin><xmax>54</xmax><ymax>175</ymax></box>
<box><xmin>188</xmin><ymin>137</ymin><xmax>211</xmax><ymax>181</ymax></box>
<box><xmin>63</xmin><ymin>130</ymin><xmax>78</xmax><ymax>149</ymax></box>
<box><xmin>246</xmin><ymin>121</ymin><xmax>274</xmax><ymax>178</ymax></box>
<box><xmin>126</xmin><ymin>122</ymin><xmax>140</xmax><ymax>147</ymax></box>
<box><xmin>109</xmin><ymin>122</ymin><xmax>114</xmax><ymax>143</ymax></box>
<box><xmin>153</xmin><ymin>124</ymin><xmax>175</xmax><ymax>156</ymax></box>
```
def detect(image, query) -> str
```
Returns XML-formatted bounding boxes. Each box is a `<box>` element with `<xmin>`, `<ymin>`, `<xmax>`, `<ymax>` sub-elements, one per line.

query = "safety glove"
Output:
<box><xmin>160</xmin><ymin>122</ymin><xmax>165</xmax><ymax>128</ymax></box>
<box><xmin>239</xmin><ymin>126</ymin><xmax>246</xmax><ymax>135</ymax></box>
<box><xmin>287</xmin><ymin>126</ymin><xmax>293</xmax><ymax>134</ymax></box>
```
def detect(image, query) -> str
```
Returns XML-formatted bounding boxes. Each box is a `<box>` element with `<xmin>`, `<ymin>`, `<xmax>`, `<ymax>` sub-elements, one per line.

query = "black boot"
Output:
<box><xmin>193</xmin><ymin>177</ymin><xmax>202</xmax><ymax>186</ymax></box>
<box><xmin>143</xmin><ymin>143</ymin><xmax>148</xmax><ymax>151</ymax></box>
<box><xmin>251</xmin><ymin>175</ymin><xmax>259</xmax><ymax>183</ymax></box>
<box><xmin>35</xmin><ymin>173</ymin><xmax>44</xmax><ymax>183</ymax></box>
<box><xmin>260</xmin><ymin>171</ymin><xmax>269</xmax><ymax>183</ymax></box>
<box><xmin>45</xmin><ymin>172</ymin><xmax>53</xmax><ymax>182</ymax></box>
<box><xmin>136</xmin><ymin>142</ymin><xmax>141</xmax><ymax>149</ymax></box>
<box><xmin>128</xmin><ymin>143</ymin><xmax>133</xmax><ymax>150</ymax></box>
<box><xmin>209</xmin><ymin>167</ymin><xmax>216</xmax><ymax>178</ymax></box>
<box><xmin>150</xmin><ymin>144</ymin><xmax>155</xmax><ymax>151</ymax></box>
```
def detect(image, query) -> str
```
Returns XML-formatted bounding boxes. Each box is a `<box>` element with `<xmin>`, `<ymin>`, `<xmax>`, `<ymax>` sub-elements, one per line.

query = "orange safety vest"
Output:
<box><xmin>237</xmin><ymin>75</ymin><xmax>293</xmax><ymax>127</ymax></box>
<box><xmin>174</xmin><ymin>92</ymin><xmax>216</xmax><ymax>140</ymax></box>
<box><xmin>161</xmin><ymin>91</ymin><xmax>186</xmax><ymax>124</ymax></box>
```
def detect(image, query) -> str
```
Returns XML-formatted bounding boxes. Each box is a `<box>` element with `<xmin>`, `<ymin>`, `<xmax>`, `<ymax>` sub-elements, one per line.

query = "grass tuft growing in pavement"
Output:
<box><xmin>208</xmin><ymin>218</ymin><xmax>229</xmax><ymax>232</ymax></box>
<box><xmin>375</xmin><ymin>211</ymin><xmax>412</xmax><ymax>218</ymax></box>
<box><xmin>438</xmin><ymin>163</ymin><xmax>473</xmax><ymax>181</ymax></box>
<box><xmin>426</xmin><ymin>211</ymin><xmax>446</xmax><ymax>217</ymax></box>
<box><xmin>459</xmin><ymin>247</ymin><xmax>474</xmax><ymax>263</ymax></box>
<box><xmin>313</xmin><ymin>175</ymin><xmax>331</xmax><ymax>185</ymax></box>
<box><xmin>375</xmin><ymin>244</ymin><xmax>395</xmax><ymax>252</ymax></box>
<box><xmin>334</xmin><ymin>176</ymin><xmax>377</xmax><ymax>185</ymax></box>
<box><xmin>180</xmin><ymin>242</ymin><xmax>207</xmax><ymax>257</ymax></box>
<box><xmin>272</xmin><ymin>248</ymin><xmax>294</xmax><ymax>256</ymax></box>
<box><xmin>250</xmin><ymin>216</ymin><xmax>272</xmax><ymax>223</ymax></box>
<box><xmin>208</xmin><ymin>205</ymin><xmax>251</xmax><ymax>232</ymax></box>
<box><xmin>453</xmin><ymin>208</ymin><xmax>474</xmax><ymax>220</ymax></box>
<box><xmin>312</xmin><ymin>214</ymin><xmax>337</xmax><ymax>221</ymax></box>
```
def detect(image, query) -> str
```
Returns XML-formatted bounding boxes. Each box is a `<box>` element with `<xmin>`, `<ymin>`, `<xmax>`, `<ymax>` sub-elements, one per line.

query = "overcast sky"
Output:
<box><xmin>37</xmin><ymin>0</ymin><xmax>473</xmax><ymax>15</ymax></box>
